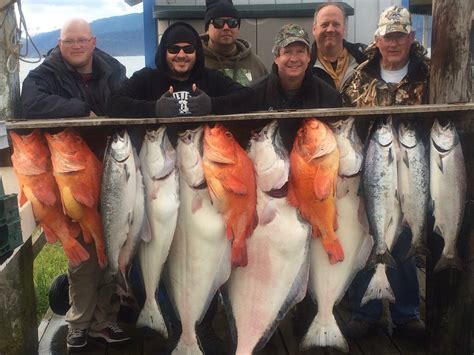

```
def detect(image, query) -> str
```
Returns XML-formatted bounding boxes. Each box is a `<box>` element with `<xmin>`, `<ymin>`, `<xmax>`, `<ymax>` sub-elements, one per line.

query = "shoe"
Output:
<box><xmin>394</xmin><ymin>319</ymin><xmax>425</xmax><ymax>339</ymax></box>
<box><xmin>89</xmin><ymin>324</ymin><xmax>131</xmax><ymax>343</ymax></box>
<box><xmin>344</xmin><ymin>319</ymin><xmax>376</xmax><ymax>339</ymax></box>
<box><xmin>196</xmin><ymin>321</ymin><xmax>227</xmax><ymax>355</ymax></box>
<box><xmin>67</xmin><ymin>327</ymin><xmax>88</xmax><ymax>348</ymax></box>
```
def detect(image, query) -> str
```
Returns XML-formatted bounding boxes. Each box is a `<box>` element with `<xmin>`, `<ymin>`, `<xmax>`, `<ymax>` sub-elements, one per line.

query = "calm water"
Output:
<box><xmin>19</xmin><ymin>55</ymin><xmax>146</xmax><ymax>86</ymax></box>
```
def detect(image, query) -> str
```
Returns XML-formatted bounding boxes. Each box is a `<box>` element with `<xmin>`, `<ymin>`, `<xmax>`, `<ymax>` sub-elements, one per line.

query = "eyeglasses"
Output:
<box><xmin>60</xmin><ymin>38</ymin><xmax>93</xmax><ymax>46</ymax></box>
<box><xmin>167</xmin><ymin>44</ymin><xmax>196</xmax><ymax>54</ymax></box>
<box><xmin>210</xmin><ymin>18</ymin><xmax>240</xmax><ymax>29</ymax></box>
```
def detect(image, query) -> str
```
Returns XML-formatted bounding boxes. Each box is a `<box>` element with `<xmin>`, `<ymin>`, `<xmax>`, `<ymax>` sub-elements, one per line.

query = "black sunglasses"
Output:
<box><xmin>210</xmin><ymin>18</ymin><xmax>240</xmax><ymax>29</ymax></box>
<box><xmin>167</xmin><ymin>44</ymin><xmax>196</xmax><ymax>54</ymax></box>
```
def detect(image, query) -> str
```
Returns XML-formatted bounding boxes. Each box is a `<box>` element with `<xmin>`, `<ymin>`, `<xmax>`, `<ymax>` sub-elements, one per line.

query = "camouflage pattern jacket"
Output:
<box><xmin>342</xmin><ymin>41</ymin><xmax>430</xmax><ymax>107</ymax></box>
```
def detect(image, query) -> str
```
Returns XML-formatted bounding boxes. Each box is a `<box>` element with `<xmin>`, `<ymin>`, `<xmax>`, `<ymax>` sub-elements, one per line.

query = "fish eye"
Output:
<box><xmin>225</xmin><ymin>132</ymin><xmax>233</xmax><ymax>138</ymax></box>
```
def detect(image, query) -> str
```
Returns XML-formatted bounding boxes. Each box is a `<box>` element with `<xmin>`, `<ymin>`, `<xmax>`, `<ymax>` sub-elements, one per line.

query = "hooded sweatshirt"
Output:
<box><xmin>107</xmin><ymin>22</ymin><xmax>253</xmax><ymax>118</ymax></box>
<box><xmin>201</xmin><ymin>34</ymin><xmax>268</xmax><ymax>86</ymax></box>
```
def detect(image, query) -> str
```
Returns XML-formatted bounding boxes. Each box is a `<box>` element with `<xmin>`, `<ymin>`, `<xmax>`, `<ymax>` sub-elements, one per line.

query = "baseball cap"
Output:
<box><xmin>375</xmin><ymin>6</ymin><xmax>413</xmax><ymax>37</ymax></box>
<box><xmin>272</xmin><ymin>24</ymin><xmax>310</xmax><ymax>57</ymax></box>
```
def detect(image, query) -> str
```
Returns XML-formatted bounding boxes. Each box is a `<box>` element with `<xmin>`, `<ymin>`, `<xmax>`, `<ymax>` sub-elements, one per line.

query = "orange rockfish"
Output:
<box><xmin>45</xmin><ymin>128</ymin><xmax>106</xmax><ymax>268</ymax></box>
<box><xmin>288</xmin><ymin>118</ymin><xmax>344</xmax><ymax>264</ymax></box>
<box><xmin>202</xmin><ymin>123</ymin><xmax>258</xmax><ymax>267</ymax></box>
<box><xmin>10</xmin><ymin>130</ymin><xmax>87</xmax><ymax>266</ymax></box>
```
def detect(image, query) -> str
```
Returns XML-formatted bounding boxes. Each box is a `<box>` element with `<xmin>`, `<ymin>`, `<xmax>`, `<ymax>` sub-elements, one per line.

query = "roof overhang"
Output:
<box><xmin>409</xmin><ymin>0</ymin><xmax>432</xmax><ymax>15</ymax></box>
<box><xmin>124</xmin><ymin>0</ymin><xmax>142</xmax><ymax>6</ymax></box>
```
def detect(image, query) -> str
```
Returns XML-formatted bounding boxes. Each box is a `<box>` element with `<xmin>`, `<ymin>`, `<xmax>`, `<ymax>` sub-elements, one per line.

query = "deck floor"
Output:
<box><xmin>39</xmin><ymin>269</ymin><xmax>426</xmax><ymax>355</ymax></box>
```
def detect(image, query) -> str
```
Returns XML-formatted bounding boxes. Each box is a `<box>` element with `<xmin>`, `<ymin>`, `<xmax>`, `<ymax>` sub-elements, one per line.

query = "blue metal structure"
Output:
<box><xmin>143</xmin><ymin>0</ymin><xmax>157</xmax><ymax>68</ymax></box>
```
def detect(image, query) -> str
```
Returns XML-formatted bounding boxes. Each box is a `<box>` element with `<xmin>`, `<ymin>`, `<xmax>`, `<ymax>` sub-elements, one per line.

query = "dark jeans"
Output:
<box><xmin>348</xmin><ymin>229</ymin><xmax>421</xmax><ymax>325</ymax></box>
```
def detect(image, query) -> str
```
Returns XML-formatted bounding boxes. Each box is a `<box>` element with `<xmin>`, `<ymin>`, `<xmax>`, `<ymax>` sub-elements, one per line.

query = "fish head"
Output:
<box><xmin>177</xmin><ymin>126</ymin><xmax>205</xmax><ymax>187</ymax></box>
<box><xmin>431</xmin><ymin>119</ymin><xmax>458</xmax><ymax>153</ymax></box>
<box><xmin>330</xmin><ymin>117</ymin><xmax>363</xmax><ymax>176</ymax></box>
<box><xmin>10</xmin><ymin>130</ymin><xmax>52</xmax><ymax>175</ymax></box>
<box><xmin>398</xmin><ymin>121</ymin><xmax>419</xmax><ymax>149</ymax></box>
<box><xmin>203</xmin><ymin>123</ymin><xmax>237</xmax><ymax>165</ymax></box>
<box><xmin>108</xmin><ymin>130</ymin><xmax>133</xmax><ymax>163</ymax></box>
<box><xmin>44</xmin><ymin>129</ymin><xmax>87</xmax><ymax>172</ymax></box>
<box><xmin>296</xmin><ymin>118</ymin><xmax>337</xmax><ymax>162</ymax></box>
<box><xmin>141</xmin><ymin>126</ymin><xmax>176</xmax><ymax>180</ymax></box>
<box><xmin>248</xmin><ymin>120</ymin><xmax>289</xmax><ymax>192</ymax></box>
<box><xmin>372</xmin><ymin>116</ymin><xmax>395</xmax><ymax>148</ymax></box>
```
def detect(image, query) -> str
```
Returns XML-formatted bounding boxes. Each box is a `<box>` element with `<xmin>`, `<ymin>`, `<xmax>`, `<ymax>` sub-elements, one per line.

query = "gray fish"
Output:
<box><xmin>101</xmin><ymin>130</ymin><xmax>143</xmax><ymax>289</ymax></box>
<box><xmin>430</xmin><ymin>120</ymin><xmax>466</xmax><ymax>273</ymax></box>
<box><xmin>398</xmin><ymin>121</ymin><xmax>429</xmax><ymax>258</ymax></box>
<box><xmin>361</xmin><ymin>117</ymin><xmax>399</xmax><ymax>305</ymax></box>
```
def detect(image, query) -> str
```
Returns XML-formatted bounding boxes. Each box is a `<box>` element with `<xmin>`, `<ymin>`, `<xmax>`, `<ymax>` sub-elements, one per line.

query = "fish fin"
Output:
<box><xmin>225</xmin><ymin>223</ymin><xmax>234</xmax><ymax>242</ymax></box>
<box><xmin>218</xmin><ymin>173</ymin><xmax>248</xmax><ymax>195</ymax></box>
<box><xmin>172</xmin><ymin>340</ymin><xmax>202</xmax><ymax>355</ymax></box>
<box><xmin>191</xmin><ymin>195</ymin><xmax>203</xmax><ymax>214</ymax></box>
<box><xmin>140</xmin><ymin>213</ymin><xmax>152</xmax><ymax>242</ymax></box>
<box><xmin>434</xmin><ymin>254</ymin><xmax>463</xmax><ymax>274</ymax></box>
<box><xmin>41</xmin><ymin>224</ymin><xmax>58</xmax><ymax>244</ymax></box>
<box><xmin>231</xmin><ymin>239</ymin><xmax>248</xmax><ymax>267</ymax></box>
<box><xmin>61</xmin><ymin>238</ymin><xmax>90</xmax><ymax>267</ymax></box>
<box><xmin>70</xmin><ymin>183</ymin><xmax>96</xmax><ymax>209</ymax></box>
<box><xmin>311</xmin><ymin>224</ymin><xmax>321</xmax><ymax>239</ymax></box>
<box><xmin>300</xmin><ymin>313</ymin><xmax>348</xmax><ymax>353</ymax></box>
<box><xmin>406</xmin><ymin>241</ymin><xmax>429</xmax><ymax>260</ymax></box>
<box><xmin>82</xmin><ymin>229</ymin><xmax>93</xmax><ymax>244</ymax></box>
<box><xmin>321</xmin><ymin>233</ymin><xmax>344</xmax><ymax>264</ymax></box>
<box><xmin>436</xmin><ymin>153</ymin><xmax>444</xmax><ymax>172</ymax></box>
<box><xmin>312</xmin><ymin>167</ymin><xmax>333</xmax><ymax>200</ymax></box>
<box><xmin>430</xmin><ymin>199</ymin><xmax>435</xmax><ymax>214</ymax></box>
<box><xmin>53</xmin><ymin>159</ymin><xmax>87</xmax><ymax>174</ymax></box>
<box><xmin>136</xmin><ymin>300</ymin><xmax>168</xmax><ymax>337</ymax></box>
<box><xmin>125</xmin><ymin>163</ymin><xmax>131</xmax><ymax>182</ymax></box>
<box><xmin>19</xmin><ymin>189</ymin><xmax>28</xmax><ymax>207</ymax></box>
<box><xmin>402</xmin><ymin>150</ymin><xmax>409</xmax><ymax>168</ymax></box>
<box><xmin>361</xmin><ymin>264</ymin><xmax>395</xmax><ymax>306</ymax></box>
<box><xmin>383</xmin><ymin>250</ymin><xmax>397</xmax><ymax>269</ymax></box>
<box><xmin>388</xmin><ymin>147</ymin><xmax>394</xmax><ymax>165</ymax></box>
<box><xmin>433</xmin><ymin>223</ymin><xmax>443</xmax><ymax>236</ymax></box>
<box><xmin>205</xmin><ymin>147</ymin><xmax>236</xmax><ymax>165</ymax></box>
<box><xmin>259</xmin><ymin>202</ymin><xmax>277</xmax><ymax>225</ymax></box>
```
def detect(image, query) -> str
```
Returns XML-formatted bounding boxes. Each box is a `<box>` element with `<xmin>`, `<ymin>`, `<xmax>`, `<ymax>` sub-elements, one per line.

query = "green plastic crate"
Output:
<box><xmin>0</xmin><ymin>219</ymin><xmax>23</xmax><ymax>258</ymax></box>
<box><xmin>0</xmin><ymin>194</ymin><xmax>19</xmax><ymax>225</ymax></box>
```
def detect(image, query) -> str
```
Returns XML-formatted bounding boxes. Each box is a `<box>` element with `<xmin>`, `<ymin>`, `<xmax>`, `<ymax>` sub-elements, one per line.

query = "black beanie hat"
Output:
<box><xmin>165</xmin><ymin>23</ymin><xmax>199</xmax><ymax>47</ymax></box>
<box><xmin>204</xmin><ymin>0</ymin><xmax>240</xmax><ymax>31</ymax></box>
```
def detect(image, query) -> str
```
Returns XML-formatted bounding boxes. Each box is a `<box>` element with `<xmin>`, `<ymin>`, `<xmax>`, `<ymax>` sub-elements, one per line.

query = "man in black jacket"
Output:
<box><xmin>311</xmin><ymin>3</ymin><xmax>366</xmax><ymax>91</ymax></box>
<box><xmin>20</xmin><ymin>19</ymin><xmax>129</xmax><ymax>349</ymax></box>
<box><xmin>106</xmin><ymin>22</ymin><xmax>253</xmax><ymax>118</ymax></box>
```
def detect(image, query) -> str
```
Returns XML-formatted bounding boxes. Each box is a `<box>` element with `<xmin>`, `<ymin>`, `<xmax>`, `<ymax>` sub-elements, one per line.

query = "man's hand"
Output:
<box><xmin>187</xmin><ymin>84</ymin><xmax>211</xmax><ymax>116</ymax></box>
<box><xmin>155</xmin><ymin>86</ymin><xmax>180</xmax><ymax>117</ymax></box>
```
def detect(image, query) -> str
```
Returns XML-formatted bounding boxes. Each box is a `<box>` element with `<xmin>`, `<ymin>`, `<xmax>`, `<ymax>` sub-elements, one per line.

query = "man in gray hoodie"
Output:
<box><xmin>201</xmin><ymin>0</ymin><xmax>267</xmax><ymax>86</ymax></box>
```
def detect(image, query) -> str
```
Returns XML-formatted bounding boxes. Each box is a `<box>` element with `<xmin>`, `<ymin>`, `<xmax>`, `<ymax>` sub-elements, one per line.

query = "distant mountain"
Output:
<box><xmin>27</xmin><ymin>13</ymin><xmax>144</xmax><ymax>57</ymax></box>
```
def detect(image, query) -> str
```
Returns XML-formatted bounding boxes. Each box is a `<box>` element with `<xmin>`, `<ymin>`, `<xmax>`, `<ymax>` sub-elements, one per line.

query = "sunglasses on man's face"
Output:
<box><xmin>167</xmin><ymin>44</ymin><xmax>196</xmax><ymax>54</ymax></box>
<box><xmin>210</xmin><ymin>18</ymin><xmax>240</xmax><ymax>29</ymax></box>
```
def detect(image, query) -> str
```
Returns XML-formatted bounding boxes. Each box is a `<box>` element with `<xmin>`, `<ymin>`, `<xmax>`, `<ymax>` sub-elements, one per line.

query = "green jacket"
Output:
<box><xmin>201</xmin><ymin>34</ymin><xmax>268</xmax><ymax>86</ymax></box>
<box><xmin>342</xmin><ymin>41</ymin><xmax>430</xmax><ymax>107</ymax></box>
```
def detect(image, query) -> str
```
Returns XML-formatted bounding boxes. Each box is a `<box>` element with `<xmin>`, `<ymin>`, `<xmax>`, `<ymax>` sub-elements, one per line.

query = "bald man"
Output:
<box><xmin>21</xmin><ymin>18</ymin><xmax>125</xmax><ymax>118</ymax></box>
<box><xmin>20</xmin><ymin>19</ymin><xmax>128</xmax><ymax>348</ymax></box>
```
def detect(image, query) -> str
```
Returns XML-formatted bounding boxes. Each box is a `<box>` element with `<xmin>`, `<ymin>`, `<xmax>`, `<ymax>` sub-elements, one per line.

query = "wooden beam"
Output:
<box><xmin>4</xmin><ymin>103</ymin><xmax>474</xmax><ymax>130</ymax></box>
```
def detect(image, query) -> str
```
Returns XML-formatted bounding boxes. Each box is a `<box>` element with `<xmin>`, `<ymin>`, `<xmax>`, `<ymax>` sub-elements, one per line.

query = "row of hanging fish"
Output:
<box><xmin>9</xmin><ymin>116</ymin><xmax>467</xmax><ymax>354</ymax></box>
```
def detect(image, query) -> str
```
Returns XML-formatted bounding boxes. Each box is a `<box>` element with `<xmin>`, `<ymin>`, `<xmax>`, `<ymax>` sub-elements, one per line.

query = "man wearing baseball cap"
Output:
<box><xmin>342</xmin><ymin>6</ymin><xmax>429</xmax><ymax>339</ymax></box>
<box><xmin>251</xmin><ymin>24</ymin><xmax>340</xmax><ymax>112</ymax></box>
<box><xmin>201</xmin><ymin>0</ymin><xmax>268</xmax><ymax>86</ymax></box>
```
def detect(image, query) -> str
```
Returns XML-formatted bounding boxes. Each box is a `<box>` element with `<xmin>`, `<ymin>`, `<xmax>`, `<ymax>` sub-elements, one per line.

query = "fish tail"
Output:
<box><xmin>300</xmin><ymin>313</ymin><xmax>348</xmax><ymax>352</ymax></box>
<box><xmin>406</xmin><ymin>240</ymin><xmax>429</xmax><ymax>260</ymax></box>
<box><xmin>231</xmin><ymin>239</ymin><xmax>248</xmax><ymax>267</ymax></box>
<box><xmin>172</xmin><ymin>340</ymin><xmax>203</xmax><ymax>355</ymax></box>
<box><xmin>321</xmin><ymin>233</ymin><xmax>344</xmax><ymax>264</ymax></box>
<box><xmin>433</xmin><ymin>254</ymin><xmax>463</xmax><ymax>273</ymax></box>
<box><xmin>361</xmin><ymin>264</ymin><xmax>395</xmax><ymax>306</ymax></box>
<box><xmin>136</xmin><ymin>299</ymin><xmax>168</xmax><ymax>338</ymax></box>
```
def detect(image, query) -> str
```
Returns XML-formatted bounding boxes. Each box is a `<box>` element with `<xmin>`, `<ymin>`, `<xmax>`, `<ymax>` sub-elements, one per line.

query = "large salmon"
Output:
<box><xmin>223</xmin><ymin>120</ymin><xmax>310</xmax><ymax>355</ymax></box>
<box><xmin>301</xmin><ymin>117</ymin><xmax>373</xmax><ymax>352</ymax></box>
<box><xmin>287</xmin><ymin>118</ymin><xmax>343</xmax><ymax>264</ymax></box>
<box><xmin>137</xmin><ymin>127</ymin><xmax>179</xmax><ymax>337</ymax></box>
<box><xmin>202</xmin><ymin>123</ymin><xmax>258</xmax><ymax>267</ymax></box>
<box><xmin>10</xmin><ymin>130</ymin><xmax>86</xmax><ymax>266</ymax></box>
<box><xmin>44</xmin><ymin>128</ymin><xmax>106</xmax><ymax>268</ymax></box>
<box><xmin>430</xmin><ymin>120</ymin><xmax>466</xmax><ymax>272</ymax></box>
<box><xmin>167</xmin><ymin>126</ymin><xmax>230</xmax><ymax>355</ymax></box>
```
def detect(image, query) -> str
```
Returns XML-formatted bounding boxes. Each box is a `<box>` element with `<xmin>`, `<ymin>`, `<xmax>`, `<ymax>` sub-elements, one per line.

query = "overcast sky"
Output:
<box><xmin>18</xmin><ymin>0</ymin><xmax>143</xmax><ymax>35</ymax></box>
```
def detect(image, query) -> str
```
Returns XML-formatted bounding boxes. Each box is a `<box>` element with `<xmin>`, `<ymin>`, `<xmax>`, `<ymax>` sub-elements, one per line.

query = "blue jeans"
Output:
<box><xmin>348</xmin><ymin>229</ymin><xmax>421</xmax><ymax>325</ymax></box>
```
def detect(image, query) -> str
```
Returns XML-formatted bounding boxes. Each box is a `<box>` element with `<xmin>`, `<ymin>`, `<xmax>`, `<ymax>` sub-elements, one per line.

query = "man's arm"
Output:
<box><xmin>20</xmin><ymin>73</ymin><xmax>90</xmax><ymax>119</ymax></box>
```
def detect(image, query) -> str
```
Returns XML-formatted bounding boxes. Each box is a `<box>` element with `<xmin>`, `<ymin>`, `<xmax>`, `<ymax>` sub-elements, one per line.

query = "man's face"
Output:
<box><xmin>313</xmin><ymin>5</ymin><xmax>345</xmax><ymax>52</ymax></box>
<box><xmin>208</xmin><ymin>17</ymin><xmax>240</xmax><ymax>47</ymax></box>
<box><xmin>59</xmin><ymin>23</ymin><xmax>96</xmax><ymax>72</ymax></box>
<box><xmin>375</xmin><ymin>32</ymin><xmax>414</xmax><ymax>70</ymax></box>
<box><xmin>274</xmin><ymin>42</ymin><xmax>310</xmax><ymax>82</ymax></box>
<box><xmin>166</xmin><ymin>42</ymin><xmax>197</xmax><ymax>80</ymax></box>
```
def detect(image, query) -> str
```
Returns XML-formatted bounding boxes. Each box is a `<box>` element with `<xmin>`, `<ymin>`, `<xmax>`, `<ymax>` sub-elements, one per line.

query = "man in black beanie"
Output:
<box><xmin>201</xmin><ymin>0</ymin><xmax>267</xmax><ymax>86</ymax></box>
<box><xmin>107</xmin><ymin>21</ymin><xmax>253</xmax><ymax>118</ymax></box>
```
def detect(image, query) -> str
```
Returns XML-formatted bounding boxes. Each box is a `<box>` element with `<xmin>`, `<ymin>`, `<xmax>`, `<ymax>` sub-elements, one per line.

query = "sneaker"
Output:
<box><xmin>67</xmin><ymin>327</ymin><xmax>88</xmax><ymax>348</ymax></box>
<box><xmin>394</xmin><ymin>319</ymin><xmax>425</xmax><ymax>339</ymax></box>
<box><xmin>344</xmin><ymin>319</ymin><xmax>376</xmax><ymax>339</ymax></box>
<box><xmin>89</xmin><ymin>324</ymin><xmax>131</xmax><ymax>343</ymax></box>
